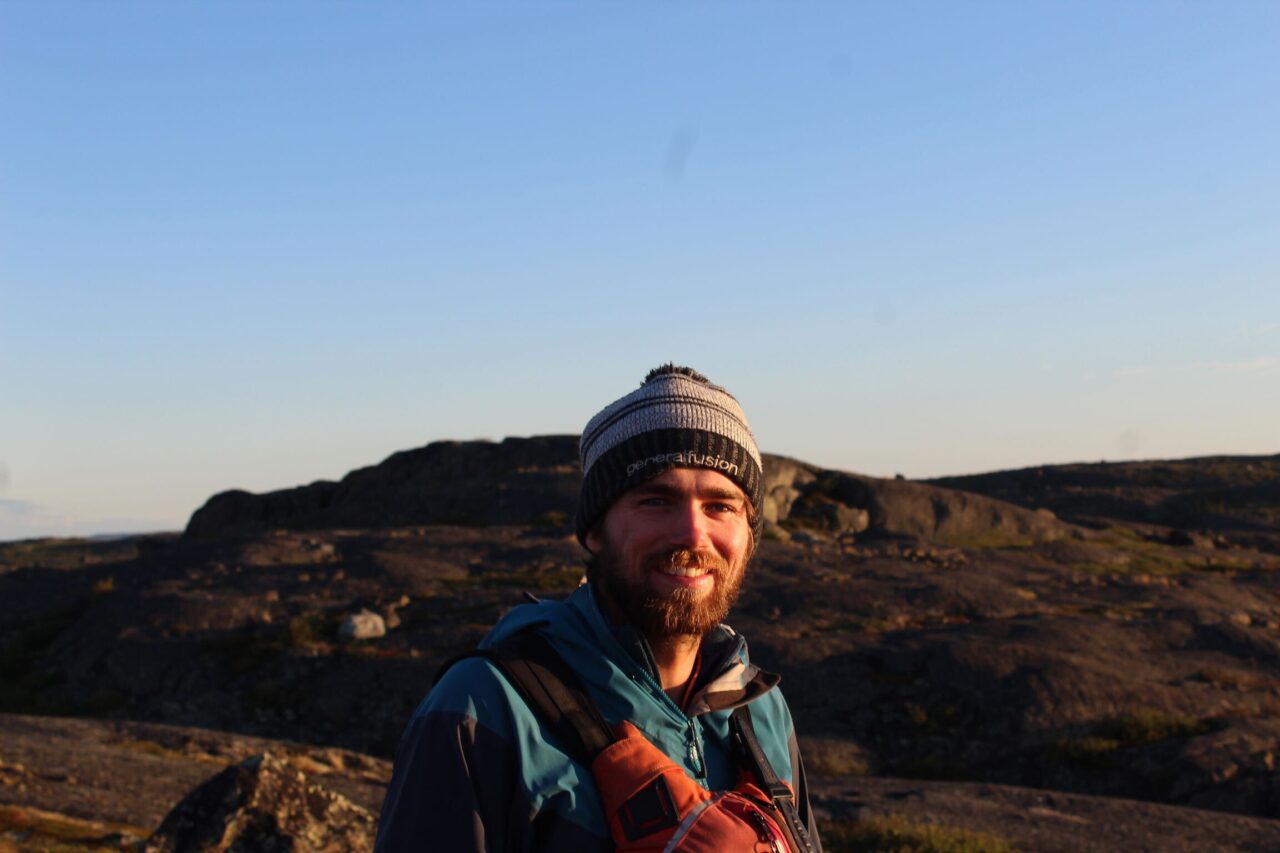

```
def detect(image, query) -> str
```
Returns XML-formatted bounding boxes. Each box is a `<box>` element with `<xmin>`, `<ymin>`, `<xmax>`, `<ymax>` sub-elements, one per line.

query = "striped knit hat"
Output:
<box><xmin>576</xmin><ymin>365</ymin><xmax>763</xmax><ymax>544</ymax></box>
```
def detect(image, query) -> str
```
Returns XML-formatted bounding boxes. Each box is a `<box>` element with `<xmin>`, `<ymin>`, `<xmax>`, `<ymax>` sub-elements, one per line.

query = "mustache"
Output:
<box><xmin>645</xmin><ymin>548</ymin><xmax>728</xmax><ymax>574</ymax></box>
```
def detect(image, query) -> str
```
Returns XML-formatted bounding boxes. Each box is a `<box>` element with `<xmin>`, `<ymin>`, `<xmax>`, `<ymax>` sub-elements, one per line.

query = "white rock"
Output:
<box><xmin>339</xmin><ymin>609</ymin><xmax>386</xmax><ymax>640</ymax></box>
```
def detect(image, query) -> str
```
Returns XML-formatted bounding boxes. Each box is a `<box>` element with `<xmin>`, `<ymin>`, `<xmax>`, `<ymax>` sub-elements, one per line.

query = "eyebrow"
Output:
<box><xmin>630</xmin><ymin>482</ymin><xmax>746</xmax><ymax>502</ymax></box>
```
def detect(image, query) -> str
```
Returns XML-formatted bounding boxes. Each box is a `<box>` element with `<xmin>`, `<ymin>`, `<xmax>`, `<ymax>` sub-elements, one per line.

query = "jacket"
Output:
<box><xmin>375</xmin><ymin>583</ymin><xmax>822</xmax><ymax>852</ymax></box>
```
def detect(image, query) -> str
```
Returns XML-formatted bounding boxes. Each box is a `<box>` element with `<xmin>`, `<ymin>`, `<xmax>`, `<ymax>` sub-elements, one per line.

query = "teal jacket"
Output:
<box><xmin>375</xmin><ymin>583</ymin><xmax>821</xmax><ymax>852</ymax></box>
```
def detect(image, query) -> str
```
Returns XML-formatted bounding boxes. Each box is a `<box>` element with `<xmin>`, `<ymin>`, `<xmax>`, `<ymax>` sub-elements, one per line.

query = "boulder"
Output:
<box><xmin>338</xmin><ymin>610</ymin><xmax>386</xmax><ymax>641</ymax></box>
<box><xmin>144</xmin><ymin>752</ymin><xmax>375</xmax><ymax>852</ymax></box>
<box><xmin>763</xmin><ymin>455</ymin><xmax>1072</xmax><ymax>545</ymax></box>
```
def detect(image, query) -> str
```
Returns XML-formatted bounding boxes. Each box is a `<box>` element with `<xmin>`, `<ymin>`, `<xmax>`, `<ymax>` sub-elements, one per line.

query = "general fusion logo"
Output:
<box><xmin>626</xmin><ymin>452</ymin><xmax>739</xmax><ymax>478</ymax></box>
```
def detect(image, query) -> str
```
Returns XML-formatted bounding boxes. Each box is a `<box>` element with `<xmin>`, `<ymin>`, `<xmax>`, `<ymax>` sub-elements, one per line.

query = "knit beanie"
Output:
<box><xmin>576</xmin><ymin>365</ymin><xmax>763</xmax><ymax>544</ymax></box>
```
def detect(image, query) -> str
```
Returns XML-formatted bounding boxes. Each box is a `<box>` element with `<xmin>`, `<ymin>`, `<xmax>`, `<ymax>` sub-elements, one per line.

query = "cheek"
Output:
<box><xmin>716</xmin><ymin>525</ymin><xmax>752</xmax><ymax>561</ymax></box>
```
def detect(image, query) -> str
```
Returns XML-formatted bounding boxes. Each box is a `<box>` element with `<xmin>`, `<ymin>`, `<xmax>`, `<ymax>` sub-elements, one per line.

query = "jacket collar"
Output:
<box><xmin>573</xmin><ymin>583</ymin><xmax>780</xmax><ymax>715</ymax></box>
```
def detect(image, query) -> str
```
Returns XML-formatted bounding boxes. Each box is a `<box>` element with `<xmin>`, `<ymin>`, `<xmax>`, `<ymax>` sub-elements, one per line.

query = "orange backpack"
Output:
<box><xmin>446</xmin><ymin>632</ymin><xmax>817</xmax><ymax>853</ymax></box>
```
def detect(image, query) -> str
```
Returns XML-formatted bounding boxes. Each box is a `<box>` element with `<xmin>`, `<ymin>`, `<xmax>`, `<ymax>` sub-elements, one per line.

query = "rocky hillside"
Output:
<box><xmin>187</xmin><ymin>435</ymin><xmax>1072</xmax><ymax>547</ymax></box>
<box><xmin>2</xmin><ymin>438</ymin><xmax>1279</xmax><ymax>850</ymax></box>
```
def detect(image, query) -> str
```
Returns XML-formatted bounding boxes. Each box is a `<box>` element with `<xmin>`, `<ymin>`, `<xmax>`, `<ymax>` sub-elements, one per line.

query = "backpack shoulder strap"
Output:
<box><xmin>436</xmin><ymin>631</ymin><xmax>615</xmax><ymax>763</ymax></box>
<box><xmin>730</xmin><ymin>705</ymin><xmax>818</xmax><ymax>853</ymax></box>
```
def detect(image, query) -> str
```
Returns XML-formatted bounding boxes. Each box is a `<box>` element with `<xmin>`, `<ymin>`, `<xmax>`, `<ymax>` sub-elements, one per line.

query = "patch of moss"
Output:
<box><xmin>935</xmin><ymin>531</ymin><xmax>1037</xmax><ymax>550</ymax></box>
<box><xmin>1068</xmin><ymin>527</ymin><xmax>1257</xmax><ymax>576</ymax></box>
<box><xmin>822</xmin><ymin>814</ymin><xmax>1016</xmax><ymax>853</ymax></box>
<box><xmin>243</xmin><ymin>679</ymin><xmax>304</xmax><ymax>714</ymax></box>
<box><xmin>0</xmin><ymin>600</ymin><xmax>91</xmax><ymax>667</ymax></box>
<box><xmin>204</xmin><ymin>630</ymin><xmax>286</xmax><ymax>675</ymax></box>
<box><xmin>1095</xmin><ymin>709</ymin><xmax>1211</xmax><ymax>743</ymax></box>
<box><xmin>507</xmin><ymin>564</ymin><xmax>584</xmax><ymax>592</ymax></box>
<box><xmin>531</xmin><ymin>510</ymin><xmax>570</xmax><ymax>529</ymax></box>
<box><xmin>903</xmin><ymin>702</ymin><xmax>965</xmax><ymax>735</ymax></box>
<box><xmin>0</xmin><ymin>669</ymin><xmax>69</xmax><ymax>715</ymax></box>
<box><xmin>1051</xmin><ymin>709</ymin><xmax>1212</xmax><ymax>767</ymax></box>
<box><xmin>856</xmin><ymin>615</ymin><xmax>916</xmax><ymax>635</ymax></box>
<box><xmin>800</xmin><ymin>737</ymin><xmax>872</xmax><ymax>777</ymax></box>
<box><xmin>0</xmin><ymin>599</ymin><xmax>91</xmax><ymax>714</ymax></box>
<box><xmin>446</xmin><ymin>564</ymin><xmax>584</xmax><ymax>594</ymax></box>
<box><xmin>287</xmin><ymin>611</ymin><xmax>336</xmax><ymax>646</ymax></box>
<box><xmin>891</xmin><ymin>752</ymin><xmax>972</xmax><ymax>781</ymax></box>
<box><xmin>1050</xmin><ymin>735</ymin><xmax>1123</xmax><ymax>767</ymax></box>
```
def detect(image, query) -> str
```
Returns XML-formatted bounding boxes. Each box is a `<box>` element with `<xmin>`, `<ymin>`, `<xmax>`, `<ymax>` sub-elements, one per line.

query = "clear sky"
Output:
<box><xmin>2</xmin><ymin>2</ymin><xmax>1278</xmax><ymax>541</ymax></box>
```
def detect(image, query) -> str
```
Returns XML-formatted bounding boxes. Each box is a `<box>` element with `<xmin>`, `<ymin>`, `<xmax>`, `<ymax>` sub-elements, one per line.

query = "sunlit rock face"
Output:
<box><xmin>144</xmin><ymin>751</ymin><xmax>376</xmax><ymax>853</ymax></box>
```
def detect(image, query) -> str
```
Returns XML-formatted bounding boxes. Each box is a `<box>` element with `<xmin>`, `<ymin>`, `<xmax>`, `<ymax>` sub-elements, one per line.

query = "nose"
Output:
<box><xmin>668</xmin><ymin>500</ymin><xmax>712</xmax><ymax>550</ymax></box>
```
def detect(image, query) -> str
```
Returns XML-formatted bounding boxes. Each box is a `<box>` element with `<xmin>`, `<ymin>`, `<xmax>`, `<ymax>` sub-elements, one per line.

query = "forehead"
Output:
<box><xmin>628</xmin><ymin>467</ymin><xmax>746</xmax><ymax>499</ymax></box>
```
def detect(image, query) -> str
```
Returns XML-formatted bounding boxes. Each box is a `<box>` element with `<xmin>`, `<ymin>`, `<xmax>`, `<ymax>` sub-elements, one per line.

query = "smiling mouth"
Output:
<box><xmin>657</xmin><ymin>565</ymin><xmax>713</xmax><ymax>578</ymax></box>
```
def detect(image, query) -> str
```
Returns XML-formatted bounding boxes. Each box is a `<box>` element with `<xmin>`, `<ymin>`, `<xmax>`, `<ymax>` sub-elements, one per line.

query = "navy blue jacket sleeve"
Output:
<box><xmin>374</xmin><ymin>659</ymin><xmax>608</xmax><ymax>853</ymax></box>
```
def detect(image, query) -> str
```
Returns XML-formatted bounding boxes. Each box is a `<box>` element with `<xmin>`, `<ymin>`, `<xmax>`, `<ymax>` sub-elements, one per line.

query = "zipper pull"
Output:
<box><xmin>749</xmin><ymin>810</ymin><xmax>785</xmax><ymax>853</ymax></box>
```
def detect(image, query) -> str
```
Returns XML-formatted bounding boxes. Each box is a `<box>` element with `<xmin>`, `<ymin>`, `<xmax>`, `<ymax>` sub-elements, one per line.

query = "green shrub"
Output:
<box><xmin>822</xmin><ymin>814</ymin><xmax>1016</xmax><ymax>853</ymax></box>
<box><xmin>800</xmin><ymin>737</ymin><xmax>872</xmax><ymax>777</ymax></box>
<box><xmin>891</xmin><ymin>753</ymin><xmax>971</xmax><ymax>781</ymax></box>
<box><xmin>204</xmin><ymin>631</ymin><xmax>283</xmax><ymax>675</ymax></box>
<box><xmin>532</xmin><ymin>510</ymin><xmax>570</xmax><ymax>529</ymax></box>
<box><xmin>1051</xmin><ymin>709</ymin><xmax>1211</xmax><ymax>767</ymax></box>
<box><xmin>0</xmin><ymin>600</ymin><xmax>90</xmax><ymax>714</ymax></box>
<box><xmin>1095</xmin><ymin>709</ymin><xmax>1211</xmax><ymax>743</ymax></box>
<box><xmin>288</xmin><ymin>612</ymin><xmax>337</xmax><ymax>646</ymax></box>
<box><xmin>1051</xmin><ymin>736</ymin><xmax>1122</xmax><ymax>767</ymax></box>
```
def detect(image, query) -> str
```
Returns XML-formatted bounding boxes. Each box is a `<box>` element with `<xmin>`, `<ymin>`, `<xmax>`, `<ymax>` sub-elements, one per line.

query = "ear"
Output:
<box><xmin>584</xmin><ymin>528</ymin><xmax>601</xmax><ymax>554</ymax></box>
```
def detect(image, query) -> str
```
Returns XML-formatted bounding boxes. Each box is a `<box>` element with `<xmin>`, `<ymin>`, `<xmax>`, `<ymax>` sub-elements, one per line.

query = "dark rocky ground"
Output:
<box><xmin>1</xmin><ymin>437</ymin><xmax>1278</xmax><ymax>850</ymax></box>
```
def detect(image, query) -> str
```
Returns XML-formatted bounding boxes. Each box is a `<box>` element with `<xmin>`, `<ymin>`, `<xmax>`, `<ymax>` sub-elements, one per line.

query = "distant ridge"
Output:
<box><xmin>185</xmin><ymin>435</ymin><xmax>582</xmax><ymax>537</ymax></box>
<box><xmin>928</xmin><ymin>453</ymin><xmax>1280</xmax><ymax>552</ymax></box>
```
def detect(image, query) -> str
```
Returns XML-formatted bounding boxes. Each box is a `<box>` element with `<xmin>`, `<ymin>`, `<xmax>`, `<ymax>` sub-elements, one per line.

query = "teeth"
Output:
<box><xmin>660</xmin><ymin>567</ymin><xmax>710</xmax><ymax>578</ymax></box>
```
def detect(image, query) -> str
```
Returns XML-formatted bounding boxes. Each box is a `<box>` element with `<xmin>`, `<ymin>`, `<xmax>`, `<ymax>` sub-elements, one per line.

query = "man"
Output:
<box><xmin>376</xmin><ymin>365</ymin><xmax>821</xmax><ymax>851</ymax></box>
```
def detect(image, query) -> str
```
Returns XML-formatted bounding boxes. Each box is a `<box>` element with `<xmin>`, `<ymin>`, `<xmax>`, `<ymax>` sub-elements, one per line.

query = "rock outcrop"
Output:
<box><xmin>185</xmin><ymin>435</ymin><xmax>582</xmax><ymax>538</ymax></box>
<box><xmin>762</xmin><ymin>454</ymin><xmax>1071</xmax><ymax>545</ymax></box>
<box><xmin>144</xmin><ymin>752</ymin><xmax>375</xmax><ymax>853</ymax></box>
<box><xmin>186</xmin><ymin>436</ymin><xmax>1072</xmax><ymax>546</ymax></box>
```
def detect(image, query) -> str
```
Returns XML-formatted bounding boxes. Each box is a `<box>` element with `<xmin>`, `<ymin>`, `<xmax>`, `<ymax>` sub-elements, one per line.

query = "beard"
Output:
<box><xmin>590</xmin><ymin>543</ymin><xmax>747</xmax><ymax>641</ymax></box>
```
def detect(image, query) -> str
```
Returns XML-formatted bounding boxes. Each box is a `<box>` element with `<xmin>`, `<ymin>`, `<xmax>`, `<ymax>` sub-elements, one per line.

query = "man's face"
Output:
<box><xmin>585</xmin><ymin>467</ymin><xmax>754</xmax><ymax>640</ymax></box>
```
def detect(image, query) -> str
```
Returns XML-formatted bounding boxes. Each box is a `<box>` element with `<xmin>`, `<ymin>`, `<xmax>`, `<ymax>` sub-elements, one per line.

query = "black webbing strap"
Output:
<box><xmin>436</xmin><ymin>631</ymin><xmax>615</xmax><ymax>763</ymax></box>
<box><xmin>730</xmin><ymin>706</ymin><xmax>818</xmax><ymax>853</ymax></box>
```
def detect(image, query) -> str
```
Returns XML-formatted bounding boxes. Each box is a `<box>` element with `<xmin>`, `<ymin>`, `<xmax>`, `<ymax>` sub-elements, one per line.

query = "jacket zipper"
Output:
<box><xmin>687</xmin><ymin>719</ymin><xmax>705</xmax><ymax>778</ymax></box>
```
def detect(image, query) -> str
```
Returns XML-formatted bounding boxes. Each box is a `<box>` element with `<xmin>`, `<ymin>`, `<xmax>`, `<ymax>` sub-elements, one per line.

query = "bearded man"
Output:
<box><xmin>375</xmin><ymin>365</ymin><xmax>822</xmax><ymax>852</ymax></box>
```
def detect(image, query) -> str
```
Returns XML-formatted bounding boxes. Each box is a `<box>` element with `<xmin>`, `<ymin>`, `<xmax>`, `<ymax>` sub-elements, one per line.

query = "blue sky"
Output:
<box><xmin>2</xmin><ymin>2</ymin><xmax>1277</xmax><ymax>540</ymax></box>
